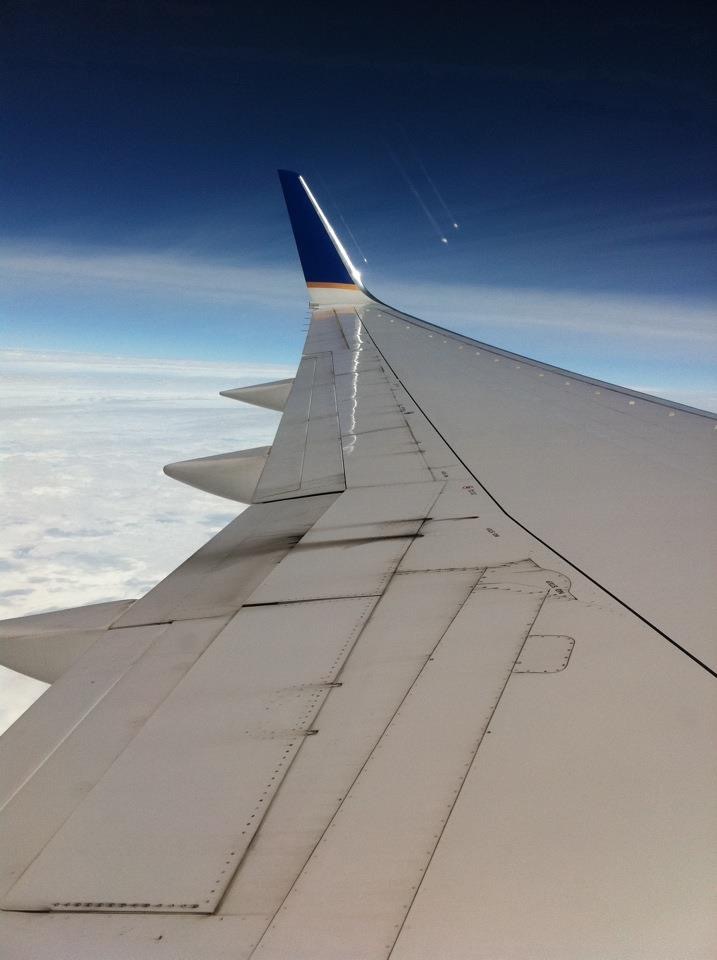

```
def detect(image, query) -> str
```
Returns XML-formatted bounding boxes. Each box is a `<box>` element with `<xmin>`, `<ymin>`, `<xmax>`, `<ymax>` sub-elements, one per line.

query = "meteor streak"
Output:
<box><xmin>387</xmin><ymin>145</ymin><xmax>449</xmax><ymax>244</ymax></box>
<box><xmin>416</xmin><ymin>155</ymin><xmax>460</xmax><ymax>230</ymax></box>
<box><xmin>399</xmin><ymin>126</ymin><xmax>460</xmax><ymax>231</ymax></box>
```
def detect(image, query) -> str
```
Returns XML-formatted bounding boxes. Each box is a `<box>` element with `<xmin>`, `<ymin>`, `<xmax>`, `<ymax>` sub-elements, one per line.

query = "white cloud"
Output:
<box><xmin>0</xmin><ymin>670</ymin><xmax>47</xmax><ymax>737</ymax></box>
<box><xmin>0</xmin><ymin>348</ymin><xmax>292</xmax><ymax>733</ymax></box>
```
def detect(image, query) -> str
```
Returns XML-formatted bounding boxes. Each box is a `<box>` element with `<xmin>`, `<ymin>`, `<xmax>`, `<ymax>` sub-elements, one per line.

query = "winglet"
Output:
<box><xmin>278</xmin><ymin>170</ymin><xmax>369</xmax><ymax>305</ymax></box>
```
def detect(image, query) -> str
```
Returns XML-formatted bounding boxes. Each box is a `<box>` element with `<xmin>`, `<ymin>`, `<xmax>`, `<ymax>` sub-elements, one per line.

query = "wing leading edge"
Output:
<box><xmin>0</xmin><ymin>171</ymin><xmax>714</xmax><ymax>959</ymax></box>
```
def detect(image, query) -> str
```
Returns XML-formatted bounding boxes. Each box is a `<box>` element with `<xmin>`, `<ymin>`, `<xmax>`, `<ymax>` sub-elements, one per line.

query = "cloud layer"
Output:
<box><xmin>0</xmin><ymin>349</ymin><xmax>291</xmax><ymax>732</ymax></box>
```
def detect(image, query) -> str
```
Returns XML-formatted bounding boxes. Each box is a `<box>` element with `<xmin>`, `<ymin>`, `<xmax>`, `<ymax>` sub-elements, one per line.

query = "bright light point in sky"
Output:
<box><xmin>441</xmin><ymin>237</ymin><xmax>448</xmax><ymax>244</ymax></box>
<box><xmin>453</xmin><ymin>223</ymin><xmax>459</xmax><ymax>229</ymax></box>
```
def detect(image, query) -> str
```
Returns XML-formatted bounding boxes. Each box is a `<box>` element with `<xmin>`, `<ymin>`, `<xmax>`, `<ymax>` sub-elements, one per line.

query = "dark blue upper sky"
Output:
<box><xmin>1</xmin><ymin>1</ymin><xmax>715</xmax><ymax>400</ymax></box>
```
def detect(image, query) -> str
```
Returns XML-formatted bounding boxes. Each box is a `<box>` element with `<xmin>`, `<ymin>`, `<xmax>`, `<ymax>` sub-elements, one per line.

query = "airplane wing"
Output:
<box><xmin>0</xmin><ymin>171</ymin><xmax>714</xmax><ymax>959</ymax></box>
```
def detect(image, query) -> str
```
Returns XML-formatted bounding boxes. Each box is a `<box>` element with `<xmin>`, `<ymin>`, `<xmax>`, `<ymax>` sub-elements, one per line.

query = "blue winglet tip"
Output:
<box><xmin>277</xmin><ymin>169</ymin><xmax>355</xmax><ymax>287</ymax></box>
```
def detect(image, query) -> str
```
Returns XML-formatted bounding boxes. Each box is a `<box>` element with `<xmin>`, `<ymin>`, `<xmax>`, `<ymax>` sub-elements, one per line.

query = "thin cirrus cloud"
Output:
<box><xmin>0</xmin><ymin>244</ymin><xmax>302</xmax><ymax>306</ymax></box>
<box><xmin>380</xmin><ymin>280</ymin><xmax>717</xmax><ymax>344</ymax></box>
<box><xmin>2</xmin><ymin>242</ymin><xmax>715</xmax><ymax>348</ymax></box>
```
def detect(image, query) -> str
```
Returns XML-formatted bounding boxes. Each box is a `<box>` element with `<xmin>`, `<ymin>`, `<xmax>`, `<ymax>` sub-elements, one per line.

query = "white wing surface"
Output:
<box><xmin>0</xmin><ymin>171</ymin><xmax>714</xmax><ymax>959</ymax></box>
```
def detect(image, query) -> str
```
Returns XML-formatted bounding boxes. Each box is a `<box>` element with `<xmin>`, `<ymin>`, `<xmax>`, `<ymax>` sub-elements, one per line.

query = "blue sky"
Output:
<box><xmin>1</xmin><ymin>1</ymin><xmax>715</xmax><ymax>400</ymax></box>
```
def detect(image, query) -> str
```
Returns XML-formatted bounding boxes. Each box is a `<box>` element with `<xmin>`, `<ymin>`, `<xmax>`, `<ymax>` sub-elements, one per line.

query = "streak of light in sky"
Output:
<box><xmin>317</xmin><ymin>175</ymin><xmax>369</xmax><ymax>263</ymax></box>
<box><xmin>399</xmin><ymin>127</ymin><xmax>460</xmax><ymax>231</ymax></box>
<box><xmin>386</xmin><ymin>145</ymin><xmax>449</xmax><ymax>245</ymax></box>
<box><xmin>415</xmin><ymin>156</ymin><xmax>460</xmax><ymax>230</ymax></box>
